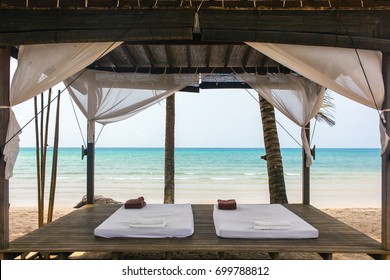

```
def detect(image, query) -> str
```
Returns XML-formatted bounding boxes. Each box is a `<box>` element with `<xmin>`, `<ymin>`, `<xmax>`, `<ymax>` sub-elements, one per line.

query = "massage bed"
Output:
<box><xmin>94</xmin><ymin>203</ymin><xmax>194</xmax><ymax>238</ymax></box>
<box><xmin>213</xmin><ymin>204</ymin><xmax>319</xmax><ymax>239</ymax></box>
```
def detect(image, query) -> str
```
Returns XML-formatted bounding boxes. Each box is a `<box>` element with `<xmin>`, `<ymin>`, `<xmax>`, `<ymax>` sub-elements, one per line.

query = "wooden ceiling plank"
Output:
<box><xmin>142</xmin><ymin>45</ymin><xmax>156</xmax><ymax>67</ymax></box>
<box><xmin>186</xmin><ymin>45</ymin><xmax>191</xmax><ymax>68</ymax></box>
<box><xmin>206</xmin><ymin>45</ymin><xmax>211</xmax><ymax>68</ymax></box>
<box><xmin>242</xmin><ymin>46</ymin><xmax>253</xmax><ymax>68</ymax></box>
<box><xmin>224</xmin><ymin>45</ymin><xmax>233</xmax><ymax>68</ymax></box>
<box><xmin>164</xmin><ymin>45</ymin><xmax>173</xmax><ymax>68</ymax></box>
<box><xmin>120</xmin><ymin>45</ymin><xmax>139</xmax><ymax>67</ymax></box>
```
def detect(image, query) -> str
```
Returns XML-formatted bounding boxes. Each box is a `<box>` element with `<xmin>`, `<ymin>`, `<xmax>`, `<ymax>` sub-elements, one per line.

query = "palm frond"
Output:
<box><xmin>315</xmin><ymin>91</ymin><xmax>336</xmax><ymax>127</ymax></box>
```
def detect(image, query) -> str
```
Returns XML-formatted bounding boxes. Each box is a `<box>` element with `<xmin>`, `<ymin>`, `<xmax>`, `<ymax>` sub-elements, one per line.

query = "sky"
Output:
<box><xmin>10</xmin><ymin>59</ymin><xmax>382</xmax><ymax>149</ymax></box>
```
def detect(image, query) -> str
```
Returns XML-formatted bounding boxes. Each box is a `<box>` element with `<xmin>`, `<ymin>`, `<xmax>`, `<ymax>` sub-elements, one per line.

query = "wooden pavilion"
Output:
<box><xmin>1</xmin><ymin>0</ymin><xmax>390</xmax><ymax>259</ymax></box>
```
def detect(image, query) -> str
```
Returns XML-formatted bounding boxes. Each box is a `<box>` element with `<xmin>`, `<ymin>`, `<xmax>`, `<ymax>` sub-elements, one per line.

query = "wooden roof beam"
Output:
<box><xmin>86</xmin><ymin>65</ymin><xmax>292</xmax><ymax>74</ymax></box>
<box><xmin>1</xmin><ymin>0</ymin><xmax>390</xmax><ymax>9</ymax></box>
<box><xmin>0</xmin><ymin>9</ymin><xmax>195</xmax><ymax>46</ymax></box>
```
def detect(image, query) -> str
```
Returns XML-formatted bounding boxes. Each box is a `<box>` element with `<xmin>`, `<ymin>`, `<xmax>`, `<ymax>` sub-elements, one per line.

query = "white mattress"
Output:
<box><xmin>94</xmin><ymin>204</ymin><xmax>194</xmax><ymax>238</ymax></box>
<box><xmin>213</xmin><ymin>204</ymin><xmax>319</xmax><ymax>239</ymax></box>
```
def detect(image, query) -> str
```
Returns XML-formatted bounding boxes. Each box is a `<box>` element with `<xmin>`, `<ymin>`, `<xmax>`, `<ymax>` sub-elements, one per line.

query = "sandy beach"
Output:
<box><xmin>8</xmin><ymin>206</ymin><xmax>381</xmax><ymax>260</ymax></box>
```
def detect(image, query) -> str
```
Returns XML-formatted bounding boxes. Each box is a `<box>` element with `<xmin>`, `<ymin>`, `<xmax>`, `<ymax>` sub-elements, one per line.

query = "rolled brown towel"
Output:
<box><xmin>125</xmin><ymin>196</ymin><xmax>146</xmax><ymax>209</ymax></box>
<box><xmin>218</xmin><ymin>199</ymin><xmax>237</xmax><ymax>210</ymax></box>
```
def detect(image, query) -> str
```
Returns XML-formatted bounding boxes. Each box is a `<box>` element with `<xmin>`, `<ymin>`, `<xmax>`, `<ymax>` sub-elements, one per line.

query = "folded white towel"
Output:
<box><xmin>252</xmin><ymin>220</ymin><xmax>290</xmax><ymax>230</ymax></box>
<box><xmin>129</xmin><ymin>218</ymin><xmax>167</xmax><ymax>228</ymax></box>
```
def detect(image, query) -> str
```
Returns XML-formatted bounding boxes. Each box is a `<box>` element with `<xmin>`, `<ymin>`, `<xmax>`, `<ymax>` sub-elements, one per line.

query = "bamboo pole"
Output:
<box><xmin>41</xmin><ymin>89</ymin><xmax>51</xmax><ymax>220</ymax></box>
<box><xmin>47</xmin><ymin>91</ymin><xmax>60</xmax><ymax>223</ymax></box>
<box><xmin>39</xmin><ymin>93</ymin><xmax>45</xmax><ymax>225</ymax></box>
<box><xmin>34</xmin><ymin>96</ymin><xmax>43</xmax><ymax>227</ymax></box>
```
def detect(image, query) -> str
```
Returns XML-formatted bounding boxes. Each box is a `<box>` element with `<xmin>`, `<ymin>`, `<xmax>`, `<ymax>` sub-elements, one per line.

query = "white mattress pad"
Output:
<box><xmin>94</xmin><ymin>204</ymin><xmax>194</xmax><ymax>238</ymax></box>
<box><xmin>213</xmin><ymin>204</ymin><xmax>319</xmax><ymax>239</ymax></box>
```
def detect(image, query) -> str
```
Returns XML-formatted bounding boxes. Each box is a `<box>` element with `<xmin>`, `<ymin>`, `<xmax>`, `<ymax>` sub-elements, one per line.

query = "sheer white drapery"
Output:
<box><xmin>65</xmin><ymin>69</ymin><xmax>198</xmax><ymax>143</ymax></box>
<box><xmin>240</xmin><ymin>73</ymin><xmax>325</xmax><ymax>166</ymax></box>
<box><xmin>4</xmin><ymin>42</ymin><xmax>121</xmax><ymax>179</ymax></box>
<box><xmin>247</xmin><ymin>43</ymin><xmax>383</xmax><ymax>109</ymax></box>
<box><xmin>246</xmin><ymin>42</ymin><xmax>387</xmax><ymax>153</ymax></box>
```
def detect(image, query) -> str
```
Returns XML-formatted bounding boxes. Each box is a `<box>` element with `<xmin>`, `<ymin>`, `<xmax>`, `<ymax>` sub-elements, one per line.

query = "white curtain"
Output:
<box><xmin>4</xmin><ymin>42</ymin><xmax>121</xmax><ymax>179</ymax></box>
<box><xmin>247</xmin><ymin>42</ymin><xmax>387</xmax><ymax>153</ymax></box>
<box><xmin>240</xmin><ymin>73</ymin><xmax>325</xmax><ymax>166</ymax></box>
<box><xmin>65</xmin><ymin>69</ymin><xmax>198</xmax><ymax>143</ymax></box>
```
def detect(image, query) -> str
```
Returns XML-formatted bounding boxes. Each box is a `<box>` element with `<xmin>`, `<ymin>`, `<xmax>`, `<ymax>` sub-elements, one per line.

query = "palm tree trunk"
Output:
<box><xmin>164</xmin><ymin>94</ymin><xmax>175</xmax><ymax>204</ymax></box>
<box><xmin>259</xmin><ymin>95</ymin><xmax>288</xmax><ymax>204</ymax></box>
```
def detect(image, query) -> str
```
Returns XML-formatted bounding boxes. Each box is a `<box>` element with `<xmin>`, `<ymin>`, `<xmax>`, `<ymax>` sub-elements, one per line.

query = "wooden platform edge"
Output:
<box><xmin>1</xmin><ymin>204</ymin><xmax>390</xmax><ymax>260</ymax></box>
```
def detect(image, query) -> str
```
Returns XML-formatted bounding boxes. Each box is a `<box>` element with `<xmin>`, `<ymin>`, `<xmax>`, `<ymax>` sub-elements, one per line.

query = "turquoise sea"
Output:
<box><xmin>9</xmin><ymin>148</ymin><xmax>381</xmax><ymax>208</ymax></box>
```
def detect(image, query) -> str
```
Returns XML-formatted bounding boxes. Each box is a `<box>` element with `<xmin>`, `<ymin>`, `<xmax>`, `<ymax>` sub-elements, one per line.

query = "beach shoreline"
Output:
<box><xmin>8</xmin><ymin>206</ymin><xmax>381</xmax><ymax>260</ymax></box>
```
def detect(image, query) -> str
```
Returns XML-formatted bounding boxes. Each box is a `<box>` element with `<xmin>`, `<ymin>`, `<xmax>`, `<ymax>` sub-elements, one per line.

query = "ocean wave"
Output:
<box><xmin>56</xmin><ymin>176</ymin><xmax>70</xmax><ymax>180</ymax></box>
<box><xmin>101</xmin><ymin>177</ymin><xmax>130</xmax><ymax>181</ymax></box>
<box><xmin>211</xmin><ymin>177</ymin><xmax>236</xmax><ymax>180</ymax></box>
<box><xmin>285</xmin><ymin>173</ymin><xmax>300</xmax><ymax>176</ymax></box>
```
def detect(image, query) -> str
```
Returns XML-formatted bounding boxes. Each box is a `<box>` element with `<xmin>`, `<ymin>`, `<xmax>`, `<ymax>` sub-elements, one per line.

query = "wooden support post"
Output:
<box><xmin>87</xmin><ymin>120</ymin><xmax>95</xmax><ymax>204</ymax></box>
<box><xmin>0</xmin><ymin>46</ymin><xmax>10</xmax><ymax>250</ymax></box>
<box><xmin>47</xmin><ymin>92</ymin><xmax>60</xmax><ymax>223</ymax></box>
<box><xmin>165</xmin><ymin>252</ymin><xmax>173</xmax><ymax>260</ymax></box>
<box><xmin>268</xmin><ymin>252</ymin><xmax>279</xmax><ymax>260</ymax></box>
<box><xmin>318</xmin><ymin>252</ymin><xmax>333</xmax><ymax>260</ymax></box>
<box><xmin>164</xmin><ymin>94</ymin><xmax>175</xmax><ymax>204</ymax></box>
<box><xmin>382</xmin><ymin>52</ymin><xmax>390</xmax><ymax>254</ymax></box>
<box><xmin>111</xmin><ymin>252</ymin><xmax>120</xmax><ymax>260</ymax></box>
<box><xmin>302</xmin><ymin>123</ymin><xmax>310</xmax><ymax>205</ymax></box>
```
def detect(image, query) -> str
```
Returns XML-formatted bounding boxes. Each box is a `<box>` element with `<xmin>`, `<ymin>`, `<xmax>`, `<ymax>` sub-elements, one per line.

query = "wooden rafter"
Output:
<box><xmin>142</xmin><ymin>45</ymin><xmax>156</xmax><ymax>67</ymax></box>
<box><xmin>164</xmin><ymin>45</ymin><xmax>173</xmax><ymax>68</ymax></box>
<box><xmin>224</xmin><ymin>45</ymin><xmax>233</xmax><ymax>68</ymax></box>
<box><xmin>121</xmin><ymin>46</ymin><xmax>140</xmax><ymax>68</ymax></box>
<box><xmin>186</xmin><ymin>45</ymin><xmax>191</xmax><ymax>68</ymax></box>
<box><xmin>242</xmin><ymin>46</ymin><xmax>253</xmax><ymax>68</ymax></box>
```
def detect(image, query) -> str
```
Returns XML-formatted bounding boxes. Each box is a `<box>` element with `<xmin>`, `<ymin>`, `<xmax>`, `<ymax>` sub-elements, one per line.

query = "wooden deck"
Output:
<box><xmin>1</xmin><ymin>204</ymin><xmax>389</xmax><ymax>260</ymax></box>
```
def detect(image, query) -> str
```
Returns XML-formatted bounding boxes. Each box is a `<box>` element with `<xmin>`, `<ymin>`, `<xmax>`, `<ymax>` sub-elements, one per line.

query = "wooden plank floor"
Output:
<box><xmin>1</xmin><ymin>204</ymin><xmax>389</xmax><ymax>259</ymax></box>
